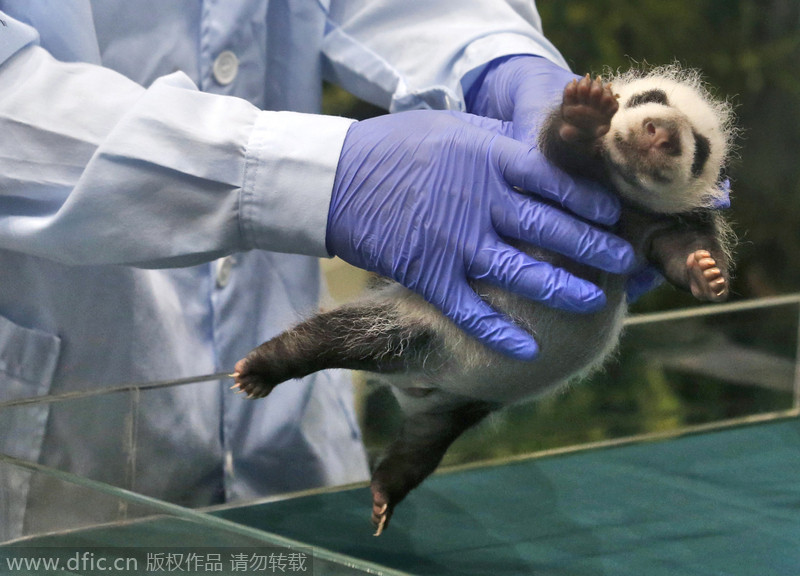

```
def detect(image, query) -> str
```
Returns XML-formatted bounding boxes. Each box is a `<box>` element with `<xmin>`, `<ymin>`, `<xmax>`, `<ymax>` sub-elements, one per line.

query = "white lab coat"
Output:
<box><xmin>0</xmin><ymin>0</ymin><xmax>566</xmax><ymax>540</ymax></box>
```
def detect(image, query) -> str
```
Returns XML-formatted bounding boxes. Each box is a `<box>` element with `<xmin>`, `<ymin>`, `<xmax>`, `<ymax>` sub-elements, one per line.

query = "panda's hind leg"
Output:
<box><xmin>370</xmin><ymin>397</ymin><xmax>497</xmax><ymax>536</ymax></box>
<box><xmin>232</xmin><ymin>302</ymin><xmax>438</xmax><ymax>398</ymax></box>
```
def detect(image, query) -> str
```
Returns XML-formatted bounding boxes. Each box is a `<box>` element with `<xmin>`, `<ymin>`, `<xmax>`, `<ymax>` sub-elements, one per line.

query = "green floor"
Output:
<box><xmin>7</xmin><ymin>417</ymin><xmax>800</xmax><ymax>575</ymax></box>
<box><xmin>215</xmin><ymin>417</ymin><xmax>800</xmax><ymax>575</ymax></box>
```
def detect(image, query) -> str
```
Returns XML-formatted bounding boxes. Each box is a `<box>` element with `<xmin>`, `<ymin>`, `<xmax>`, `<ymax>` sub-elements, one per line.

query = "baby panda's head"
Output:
<box><xmin>602</xmin><ymin>65</ymin><xmax>735</xmax><ymax>214</ymax></box>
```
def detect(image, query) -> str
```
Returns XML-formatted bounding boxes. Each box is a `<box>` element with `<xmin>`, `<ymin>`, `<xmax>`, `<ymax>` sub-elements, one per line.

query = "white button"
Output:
<box><xmin>224</xmin><ymin>451</ymin><xmax>235</xmax><ymax>478</ymax></box>
<box><xmin>212</xmin><ymin>50</ymin><xmax>239</xmax><ymax>85</ymax></box>
<box><xmin>216</xmin><ymin>256</ymin><xmax>236</xmax><ymax>288</ymax></box>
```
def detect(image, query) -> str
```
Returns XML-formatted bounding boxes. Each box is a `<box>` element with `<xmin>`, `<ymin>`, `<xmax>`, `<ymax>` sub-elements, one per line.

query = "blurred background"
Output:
<box><xmin>320</xmin><ymin>0</ymin><xmax>800</xmax><ymax>466</ymax></box>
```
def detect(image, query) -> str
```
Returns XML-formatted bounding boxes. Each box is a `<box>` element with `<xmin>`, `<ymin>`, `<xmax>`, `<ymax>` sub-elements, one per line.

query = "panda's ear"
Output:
<box><xmin>625</xmin><ymin>88</ymin><xmax>669</xmax><ymax>108</ymax></box>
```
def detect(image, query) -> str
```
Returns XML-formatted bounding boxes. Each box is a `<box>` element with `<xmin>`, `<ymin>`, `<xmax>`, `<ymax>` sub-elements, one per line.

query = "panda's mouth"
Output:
<box><xmin>607</xmin><ymin>154</ymin><xmax>640</xmax><ymax>190</ymax></box>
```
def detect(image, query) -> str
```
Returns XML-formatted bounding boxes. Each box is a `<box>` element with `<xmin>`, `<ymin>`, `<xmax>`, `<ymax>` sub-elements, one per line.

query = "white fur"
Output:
<box><xmin>377</xmin><ymin>271</ymin><xmax>629</xmax><ymax>415</ymax></box>
<box><xmin>370</xmin><ymin>65</ymin><xmax>735</xmax><ymax>416</ymax></box>
<box><xmin>603</xmin><ymin>66</ymin><xmax>735</xmax><ymax>213</ymax></box>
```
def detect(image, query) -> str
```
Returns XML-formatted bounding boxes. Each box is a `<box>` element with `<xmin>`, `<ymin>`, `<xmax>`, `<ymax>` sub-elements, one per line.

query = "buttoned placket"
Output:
<box><xmin>199</xmin><ymin>1</ymin><xmax>246</xmax><ymax>498</ymax></box>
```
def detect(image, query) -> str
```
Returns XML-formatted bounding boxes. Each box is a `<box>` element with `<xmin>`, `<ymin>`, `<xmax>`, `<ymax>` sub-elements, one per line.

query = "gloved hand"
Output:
<box><xmin>466</xmin><ymin>55</ymin><xmax>579</xmax><ymax>145</ymax></box>
<box><xmin>626</xmin><ymin>267</ymin><xmax>665</xmax><ymax>303</ymax></box>
<box><xmin>327</xmin><ymin>110</ymin><xmax>636</xmax><ymax>360</ymax></box>
<box><xmin>467</xmin><ymin>55</ymin><xmax>666</xmax><ymax>302</ymax></box>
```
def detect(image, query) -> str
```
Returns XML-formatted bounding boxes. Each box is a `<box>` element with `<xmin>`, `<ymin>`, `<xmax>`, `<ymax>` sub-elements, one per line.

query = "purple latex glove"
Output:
<box><xmin>327</xmin><ymin>110</ymin><xmax>636</xmax><ymax>360</ymax></box>
<box><xmin>468</xmin><ymin>55</ymin><xmax>667</xmax><ymax>302</ymax></box>
<box><xmin>466</xmin><ymin>54</ymin><xmax>579</xmax><ymax>146</ymax></box>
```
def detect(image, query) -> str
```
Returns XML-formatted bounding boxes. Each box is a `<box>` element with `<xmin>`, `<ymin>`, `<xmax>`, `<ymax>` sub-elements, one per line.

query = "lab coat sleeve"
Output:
<box><xmin>323</xmin><ymin>0</ymin><xmax>569</xmax><ymax>113</ymax></box>
<box><xmin>0</xmin><ymin>14</ymin><xmax>347</xmax><ymax>268</ymax></box>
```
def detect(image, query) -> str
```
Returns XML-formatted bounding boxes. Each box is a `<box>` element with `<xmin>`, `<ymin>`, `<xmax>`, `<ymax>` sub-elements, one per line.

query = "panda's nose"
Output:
<box><xmin>644</xmin><ymin>119</ymin><xmax>682</xmax><ymax>156</ymax></box>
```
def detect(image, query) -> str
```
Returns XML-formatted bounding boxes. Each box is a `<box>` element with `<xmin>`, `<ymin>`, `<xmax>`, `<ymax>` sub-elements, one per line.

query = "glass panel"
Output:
<box><xmin>0</xmin><ymin>455</ymin><xmax>155</xmax><ymax>544</ymax></box>
<box><xmin>0</xmin><ymin>374</ymin><xmax>229</xmax><ymax>540</ymax></box>
<box><xmin>359</xmin><ymin>296</ymin><xmax>800</xmax><ymax>468</ymax></box>
<box><xmin>1</xmin><ymin>295</ymin><xmax>798</xmax><ymax>575</ymax></box>
<box><xmin>0</xmin><ymin>455</ymin><xmax>411</xmax><ymax>575</ymax></box>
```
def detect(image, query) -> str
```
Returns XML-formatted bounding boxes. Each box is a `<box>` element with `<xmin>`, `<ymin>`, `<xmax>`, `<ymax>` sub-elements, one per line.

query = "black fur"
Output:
<box><xmin>626</xmin><ymin>88</ymin><xmax>669</xmax><ymax>108</ymax></box>
<box><xmin>691</xmin><ymin>131</ymin><xmax>712</xmax><ymax>178</ymax></box>
<box><xmin>370</xmin><ymin>398</ymin><xmax>497</xmax><ymax>533</ymax></box>
<box><xmin>235</xmin><ymin>304</ymin><xmax>439</xmax><ymax>398</ymax></box>
<box><xmin>234</xmin><ymin>71</ymin><xmax>734</xmax><ymax>534</ymax></box>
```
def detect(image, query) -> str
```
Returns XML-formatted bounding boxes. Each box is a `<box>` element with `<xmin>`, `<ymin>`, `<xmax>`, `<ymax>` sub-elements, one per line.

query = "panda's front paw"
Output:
<box><xmin>559</xmin><ymin>74</ymin><xmax>620</xmax><ymax>142</ymax></box>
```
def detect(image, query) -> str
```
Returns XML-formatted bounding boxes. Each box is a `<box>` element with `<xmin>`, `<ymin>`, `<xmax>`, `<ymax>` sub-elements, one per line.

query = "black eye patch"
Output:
<box><xmin>626</xmin><ymin>89</ymin><xmax>669</xmax><ymax>108</ymax></box>
<box><xmin>691</xmin><ymin>131</ymin><xmax>711</xmax><ymax>177</ymax></box>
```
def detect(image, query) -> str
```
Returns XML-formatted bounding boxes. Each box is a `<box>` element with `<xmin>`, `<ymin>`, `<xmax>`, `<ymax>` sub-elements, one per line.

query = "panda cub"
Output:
<box><xmin>232</xmin><ymin>65</ymin><xmax>736</xmax><ymax>535</ymax></box>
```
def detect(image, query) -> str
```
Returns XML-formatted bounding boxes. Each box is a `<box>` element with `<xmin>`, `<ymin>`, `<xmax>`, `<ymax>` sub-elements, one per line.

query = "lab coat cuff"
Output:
<box><xmin>241</xmin><ymin>111</ymin><xmax>356</xmax><ymax>258</ymax></box>
<box><xmin>0</xmin><ymin>11</ymin><xmax>40</xmax><ymax>63</ymax></box>
<box><xmin>456</xmin><ymin>32</ymin><xmax>570</xmax><ymax>103</ymax></box>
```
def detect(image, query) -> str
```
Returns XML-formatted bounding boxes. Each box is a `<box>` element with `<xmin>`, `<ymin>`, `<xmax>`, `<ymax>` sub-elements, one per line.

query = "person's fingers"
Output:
<box><xmin>493</xmin><ymin>138</ymin><xmax>621</xmax><ymax>226</ymax></box>
<box><xmin>468</xmin><ymin>239</ymin><xmax>607</xmax><ymax>313</ymax></box>
<box><xmin>435</xmin><ymin>280</ymin><xmax>540</xmax><ymax>361</ymax></box>
<box><xmin>625</xmin><ymin>266</ymin><xmax>664</xmax><ymax>303</ymax></box>
<box><xmin>493</xmin><ymin>191</ymin><xmax>636</xmax><ymax>274</ymax></box>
